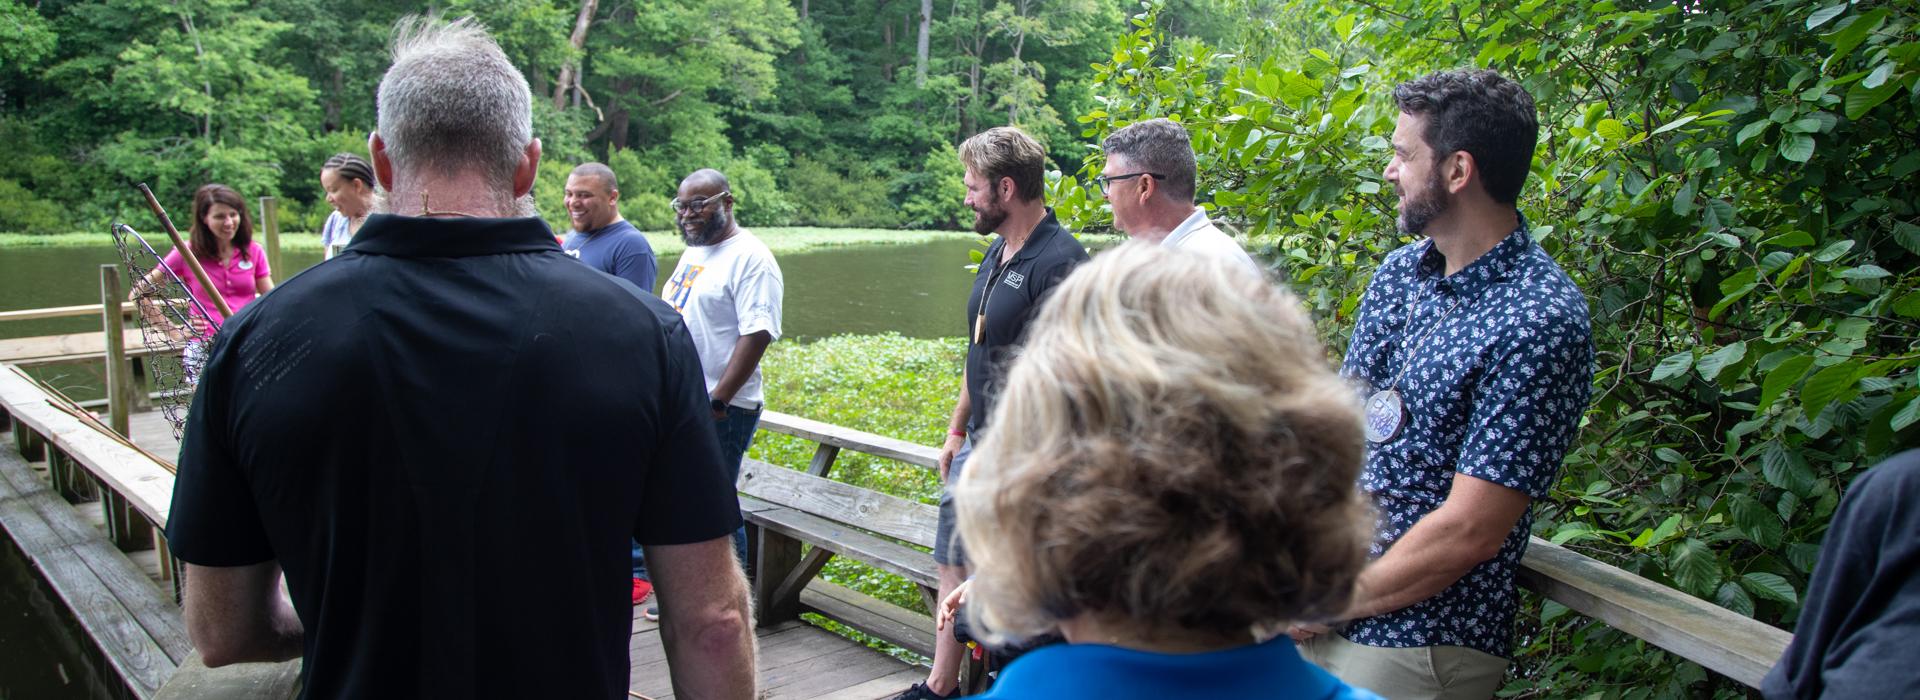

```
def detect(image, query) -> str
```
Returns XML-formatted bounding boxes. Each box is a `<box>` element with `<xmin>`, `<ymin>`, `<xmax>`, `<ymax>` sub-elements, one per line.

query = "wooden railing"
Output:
<box><xmin>748</xmin><ymin>411</ymin><xmax>1792</xmax><ymax>689</ymax></box>
<box><xmin>0</xmin><ymin>355</ymin><xmax>1792</xmax><ymax>695</ymax></box>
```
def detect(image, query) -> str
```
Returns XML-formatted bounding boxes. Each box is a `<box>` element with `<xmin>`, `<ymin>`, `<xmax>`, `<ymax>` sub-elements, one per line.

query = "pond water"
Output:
<box><xmin>0</xmin><ymin>238</ymin><xmax>991</xmax><ymax>342</ymax></box>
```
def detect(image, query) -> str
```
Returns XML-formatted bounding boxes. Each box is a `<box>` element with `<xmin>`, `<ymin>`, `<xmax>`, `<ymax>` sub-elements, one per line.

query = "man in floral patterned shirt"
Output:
<box><xmin>1292</xmin><ymin>69</ymin><xmax>1594</xmax><ymax>700</ymax></box>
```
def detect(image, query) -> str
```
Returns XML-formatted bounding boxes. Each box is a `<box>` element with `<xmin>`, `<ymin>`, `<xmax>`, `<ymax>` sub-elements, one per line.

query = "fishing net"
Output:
<box><xmin>109</xmin><ymin>223</ymin><xmax>220</xmax><ymax>439</ymax></box>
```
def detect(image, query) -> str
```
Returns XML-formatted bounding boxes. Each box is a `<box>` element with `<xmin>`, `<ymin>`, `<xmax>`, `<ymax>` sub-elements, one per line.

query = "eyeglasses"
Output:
<box><xmin>670</xmin><ymin>190</ymin><xmax>730</xmax><ymax>214</ymax></box>
<box><xmin>1094</xmin><ymin>172</ymin><xmax>1165</xmax><ymax>195</ymax></box>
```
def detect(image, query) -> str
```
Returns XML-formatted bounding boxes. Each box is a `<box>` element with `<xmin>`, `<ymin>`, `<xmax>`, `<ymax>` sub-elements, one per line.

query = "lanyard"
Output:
<box><xmin>974</xmin><ymin>250</ymin><xmax>1015</xmax><ymax>345</ymax></box>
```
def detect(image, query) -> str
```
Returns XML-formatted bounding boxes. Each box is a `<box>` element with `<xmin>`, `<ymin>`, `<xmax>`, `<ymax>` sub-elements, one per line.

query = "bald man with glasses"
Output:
<box><xmin>651</xmin><ymin>168</ymin><xmax>784</xmax><ymax>621</ymax></box>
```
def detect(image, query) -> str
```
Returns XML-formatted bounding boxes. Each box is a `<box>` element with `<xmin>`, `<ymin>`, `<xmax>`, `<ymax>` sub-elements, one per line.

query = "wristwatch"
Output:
<box><xmin>711</xmin><ymin>398</ymin><xmax>729</xmax><ymax>413</ymax></box>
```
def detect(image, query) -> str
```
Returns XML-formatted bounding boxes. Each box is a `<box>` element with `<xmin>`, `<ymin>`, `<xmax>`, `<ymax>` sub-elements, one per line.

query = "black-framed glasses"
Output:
<box><xmin>1094</xmin><ymin>172</ymin><xmax>1165</xmax><ymax>195</ymax></box>
<box><xmin>670</xmin><ymin>190</ymin><xmax>730</xmax><ymax>214</ymax></box>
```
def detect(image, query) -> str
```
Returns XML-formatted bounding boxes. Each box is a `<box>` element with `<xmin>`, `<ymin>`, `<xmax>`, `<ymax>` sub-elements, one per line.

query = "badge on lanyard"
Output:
<box><xmin>1364</xmin><ymin>389</ymin><xmax>1405</xmax><ymax>443</ymax></box>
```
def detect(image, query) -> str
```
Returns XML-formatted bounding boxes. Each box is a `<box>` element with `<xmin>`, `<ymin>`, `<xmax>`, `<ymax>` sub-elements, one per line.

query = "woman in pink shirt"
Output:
<box><xmin>134</xmin><ymin>184</ymin><xmax>274</xmax><ymax>379</ymax></box>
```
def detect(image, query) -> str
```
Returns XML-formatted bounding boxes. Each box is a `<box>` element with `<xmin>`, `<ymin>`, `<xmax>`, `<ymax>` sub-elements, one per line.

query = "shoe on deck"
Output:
<box><xmin>643</xmin><ymin>604</ymin><xmax>660</xmax><ymax>622</ymax></box>
<box><xmin>632</xmin><ymin>578</ymin><xmax>653</xmax><ymax>606</ymax></box>
<box><xmin>887</xmin><ymin>682</ymin><xmax>959</xmax><ymax>700</ymax></box>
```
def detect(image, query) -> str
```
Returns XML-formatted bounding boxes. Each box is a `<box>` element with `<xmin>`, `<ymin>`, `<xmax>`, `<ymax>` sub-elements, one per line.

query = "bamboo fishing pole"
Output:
<box><xmin>135</xmin><ymin>183</ymin><xmax>235</xmax><ymax>320</ymax></box>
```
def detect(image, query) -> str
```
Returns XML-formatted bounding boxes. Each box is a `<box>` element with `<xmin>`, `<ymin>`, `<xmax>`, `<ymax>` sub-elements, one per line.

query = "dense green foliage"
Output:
<box><xmin>0</xmin><ymin>0</ymin><xmax>1227</xmax><ymax>235</ymax></box>
<box><xmin>1055</xmin><ymin>1</ymin><xmax>1918</xmax><ymax>696</ymax></box>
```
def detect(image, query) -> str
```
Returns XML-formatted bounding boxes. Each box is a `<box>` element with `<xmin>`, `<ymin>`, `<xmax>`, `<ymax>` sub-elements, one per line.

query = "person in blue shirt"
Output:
<box><xmin>563</xmin><ymin>162</ymin><xmax>658</xmax><ymax>293</ymax></box>
<box><xmin>562</xmin><ymin>161</ymin><xmax>662</xmax><ymax>607</ymax></box>
<box><xmin>947</xmin><ymin>242</ymin><xmax>1383</xmax><ymax>700</ymax></box>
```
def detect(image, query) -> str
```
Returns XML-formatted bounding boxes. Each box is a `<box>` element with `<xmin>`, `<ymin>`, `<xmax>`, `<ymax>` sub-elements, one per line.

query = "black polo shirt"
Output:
<box><xmin>964</xmin><ymin>209</ymin><xmax>1089</xmax><ymax>434</ymax></box>
<box><xmin>166</xmin><ymin>214</ymin><xmax>739</xmax><ymax>699</ymax></box>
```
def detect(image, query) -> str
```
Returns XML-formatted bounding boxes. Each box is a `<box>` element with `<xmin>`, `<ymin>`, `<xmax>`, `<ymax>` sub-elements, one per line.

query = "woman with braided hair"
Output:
<box><xmin>319</xmin><ymin>152</ymin><xmax>379</xmax><ymax>259</ymax></box>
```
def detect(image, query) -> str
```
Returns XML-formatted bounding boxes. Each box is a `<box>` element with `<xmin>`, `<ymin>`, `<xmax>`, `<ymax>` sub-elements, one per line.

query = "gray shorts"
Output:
<box><xmin>933</xmin><ymin>437</ymin><xmax>973</xmax><ymax>566</ymax></box>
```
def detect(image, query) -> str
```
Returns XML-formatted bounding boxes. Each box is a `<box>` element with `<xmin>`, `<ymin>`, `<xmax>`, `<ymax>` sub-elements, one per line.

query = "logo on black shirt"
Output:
<box><xmin>1004</xmin><ymin>271</ymin><xmax>1026</xmax><ymax>289</ymax></box>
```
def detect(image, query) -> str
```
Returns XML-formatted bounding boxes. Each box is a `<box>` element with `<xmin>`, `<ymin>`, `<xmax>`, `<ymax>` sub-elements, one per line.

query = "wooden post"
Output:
<box><xmin>100</xmin><ymin>265</ymin><xmax>132</xmax><ymax>437</ymax></box>
<box><xmin>806</xmin><ymin>443</ymin><xmax>841</xmax><ymax>477</ymax></box>
<box><xmin>753</xmin><ymin>527</ymin><xmax>805</xmax><ymax>627</ymax></box>
<box><xmin>11</xmin><ymin>416</ymin><xmax>44</xmax><ymax>461</ymax></box>
<box><xmin>259</xmin><ymin>196</ymin><xmax>283</xmax><ymax>283</ymax></box>
<box><xmin>103</xmin><ymin>490</ymin><xmax>155</xmax><ymax>551</ymax></box>
<box><xmin>129</xmin><ymin>357</ymin><xmax>153</xmax><ymax>411</ymax></box>
<box><xmin>49</xmin><ymin>448</ymin><xmax>99</xmax><ymax>503</ymax></box>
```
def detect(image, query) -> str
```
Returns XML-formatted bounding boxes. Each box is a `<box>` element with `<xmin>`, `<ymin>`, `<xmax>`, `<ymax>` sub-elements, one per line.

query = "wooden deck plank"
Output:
<box><xmin>807</xmin><ymin>668</ymin><xmax>927</xmax><ymax>700</ymax></box>
<box><xmin>800</xmin><ymin>581</ymin><xmax>936</xmax><ymax>658</ymax></box>
<box><xmin>626</xmin><ymin>615</ymin><xmax>914</xmax><ymax>700</ymax></box>
<box><xmin>0</xmin><ymin>442</ymin><xmax>183</xmax><ymax>697</ymax></box>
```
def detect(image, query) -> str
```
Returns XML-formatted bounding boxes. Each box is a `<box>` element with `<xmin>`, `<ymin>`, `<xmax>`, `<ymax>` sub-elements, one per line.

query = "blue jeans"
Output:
<box><xmin>632</xmin><ymin>403</ymin><xmax>759</xmax><ymax>580</ymax></box>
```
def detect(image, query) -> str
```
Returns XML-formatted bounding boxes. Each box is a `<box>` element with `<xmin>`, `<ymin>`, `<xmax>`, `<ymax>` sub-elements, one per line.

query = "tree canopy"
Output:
<box><xmin>0</xmin><ymin>0</ymin><xmax>1197</xmax><ymax>234</ymax></box>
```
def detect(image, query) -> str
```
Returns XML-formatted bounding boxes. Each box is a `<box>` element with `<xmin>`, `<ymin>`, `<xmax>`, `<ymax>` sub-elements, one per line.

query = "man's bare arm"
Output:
<box><xmin>939</xmin><ymin>373</ymin><xmax>970</xmax><ymax>481</ymax></box>
<box><xmin>181</xmin><ymin>562</ymin><xmax>303</xmax><ymax>667</ymax></box>
<box><xmin>1342</xmin><ymin>473</ymin><xmax>1533</xmax><ymax>621</ymax></box>
<box><xmin>649</xmin><ymin>536</ymin><xmax>755</xmax><ymax>699</ymax></box>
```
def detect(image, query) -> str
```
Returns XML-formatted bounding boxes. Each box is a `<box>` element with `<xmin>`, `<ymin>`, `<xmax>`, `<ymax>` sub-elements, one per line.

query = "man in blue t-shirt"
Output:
<box><xmin>563</xmin><ymin>162</ymin><xmax>658</xmax><ymax>293</ymax></box>
<box><xmin>563</xmin><ymin>161</ymin><xmax>660</xmax><ymax>607</ymax></box>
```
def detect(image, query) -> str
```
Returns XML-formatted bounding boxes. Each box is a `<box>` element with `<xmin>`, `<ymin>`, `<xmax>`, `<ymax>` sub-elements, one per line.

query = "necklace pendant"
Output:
<box><xmin>1365</xmin><ymin>389</ymin><xmax>1405</xmax><ymax>443</ymax></box>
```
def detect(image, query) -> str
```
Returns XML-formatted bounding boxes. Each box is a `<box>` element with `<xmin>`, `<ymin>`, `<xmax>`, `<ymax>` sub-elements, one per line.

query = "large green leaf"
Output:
<box><xmin>1779</xmin><ymin>133</ymin><xmax>1816</xmax><ymax>163</ymax></box>
<box><xmin>1696</xmin><ymin>341</ymin><xmax>1747</xmax><ymax>381</ymax></box>
<box><xmin>1846</xmin><ymin>79</ymin><xmax>1904</xmax><ymax>120</ymax></box>
<box><xmin>1669</xmin><ymin>538</ymin><xmax>1720</xmax><ymax>595</ymax></box>
<box><xmin>1716</xmin><ymin>582</ymin><xmax>1756</xmax><ymax>617</ymax></box>
<box><xmin>1891</xmin><ymin>394</ymin><xmax>1920</xmax><ymax>432</ymax></box>
<box><xmin>1740</xmin><ymin>572</ymin><xmax>1797</xmax><ymax>604</ymax></box>
<box><xmin>1806</xmin><ymin>3</ymin><xmax>1848</xmax><ymax>30</ymax></box>
<box><xmin>1732</xmin><ymin>496</ymin><xmax>1783</xmax><ymax>548</ymax></box>
<box><xmin>1757</xmin><ymin>354</ymin><xmax>1815</xmax><ymax>413</ymax></box>
<box><xmin>1652</xmin><ymin>351</ymin><xmax>1694</xmax><ymax>382</ymax></box>
<box><xmin>1801</xmin><ymin>361</ymin><xmax>1864</xmax><ymax>418</ymax></box>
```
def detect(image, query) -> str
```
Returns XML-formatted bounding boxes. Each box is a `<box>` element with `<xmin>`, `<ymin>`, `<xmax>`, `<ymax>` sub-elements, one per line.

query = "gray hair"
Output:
<box><xmin>376</xmin><ymin>16</ymin><xmax>532</xmax><ymax>192</ymax></box>
<box><xmin>1103</xmin><ymin>118</ymin><xmax>1197</xmax><ymax>203</ymax></box>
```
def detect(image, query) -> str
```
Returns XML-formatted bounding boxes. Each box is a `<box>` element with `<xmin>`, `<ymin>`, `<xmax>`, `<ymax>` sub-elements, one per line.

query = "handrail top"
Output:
<box><xmin>759</xmin><ymin>410</ymin><xmax>940</xmax><ymax>469</ymax></box>
<box><xmin>0</xmin><ymin>366</ymin><xmax>174</xmax><ymax>526</ymax></box>
<box><xmin>0</xmin><ymin>304</ymin><xmax>139</xmax><ymax>323</ymax></box>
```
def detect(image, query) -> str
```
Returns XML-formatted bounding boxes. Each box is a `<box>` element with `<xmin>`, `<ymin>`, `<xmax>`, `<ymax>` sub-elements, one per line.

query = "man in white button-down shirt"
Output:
<box><xmin>1097</xmin><ymin>118</ymin><xmax>1260</xmax><ymax>273</ymax></box>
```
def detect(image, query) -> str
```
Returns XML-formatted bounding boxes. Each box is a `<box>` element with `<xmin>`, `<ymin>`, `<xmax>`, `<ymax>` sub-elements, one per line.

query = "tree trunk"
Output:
<box><xmin>1007</xmin><ymin>0</ymin><xmax>1029</xmax><ymax>124</ymax></box>
<box><xmin>882</xmin><ymin>16</ymin><xmax>895</xmax><ymax>83</ymax></box>
<box><xmin>324</xmin><ymin>68</ymin><xmax>343</xmax><ymax>133</ymax></box>
<box><xmin>800</xmin><ymin>0</ymin><xmax>809</xmax><ymax>21</ymax></box>
<box><xmin>915</xmin><ymin>0</ymin><xmax>932</xmax><ymax>88</ymax></box>
<box><xmin>553</xmin><ymin>0</ymin><xmax>601</xmax><ymax>110</ymax></box>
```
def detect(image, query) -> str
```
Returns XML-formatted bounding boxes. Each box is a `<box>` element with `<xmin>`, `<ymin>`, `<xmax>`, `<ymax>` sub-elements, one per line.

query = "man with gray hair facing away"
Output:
<box><xmin>1098</xmin><ymin>118</ymin><xmax>1258</xmax><ymax>272</ymax></box>
<box><xmin>163</xmin><ymin>16</ymin><xmax>755</xmax><ymax>698</ymax></box>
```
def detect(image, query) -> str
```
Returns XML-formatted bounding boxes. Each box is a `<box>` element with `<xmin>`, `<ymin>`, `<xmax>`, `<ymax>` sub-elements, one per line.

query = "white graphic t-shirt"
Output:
<box><xmin>660</xmin><ymin>228</ymin><xmax>784</xmax><ymax>407</ymax></box>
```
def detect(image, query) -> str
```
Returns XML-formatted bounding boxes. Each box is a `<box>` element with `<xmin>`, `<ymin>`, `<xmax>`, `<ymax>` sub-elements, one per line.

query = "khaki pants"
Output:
<box><xmin>1300</xmin><ymin>632</ymin><xmax>1507</xmax><ymax>700</ymax></box>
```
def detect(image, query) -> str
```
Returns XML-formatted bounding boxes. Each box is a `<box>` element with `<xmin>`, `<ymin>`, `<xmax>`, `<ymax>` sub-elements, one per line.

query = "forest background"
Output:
<box><xmin>0</xmin><ymin>0</ymin><xmax>1237</xmax><ymax>234</ymax></box>
<box><xmin>6</xmin><ymin>0</ymin><xmax>1920</xmax><ymax>697</ymax></box>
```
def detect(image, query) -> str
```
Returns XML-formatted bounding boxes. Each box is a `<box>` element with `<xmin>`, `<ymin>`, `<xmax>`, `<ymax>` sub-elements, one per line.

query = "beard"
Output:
<box><xmin>971</xmin><ymin>200</ymin><xmax>1008</xmax><ymax>236</ymax></box>
<box><xmin>1396</xmin><ymin>170</ymin><xmax>1450</xmax><ymax>235</ymax></box>
<box><xmin>681</xmin><ymin>209</ymin><xmax>731</xmax><ymax>246</ymax></box>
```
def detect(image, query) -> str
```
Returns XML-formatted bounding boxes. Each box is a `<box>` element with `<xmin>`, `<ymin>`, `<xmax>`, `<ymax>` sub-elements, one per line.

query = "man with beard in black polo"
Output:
<box><xmin>894</xmin><ymin>126</ymin><xmax>1089</xmax><ymax>700</ymax></box>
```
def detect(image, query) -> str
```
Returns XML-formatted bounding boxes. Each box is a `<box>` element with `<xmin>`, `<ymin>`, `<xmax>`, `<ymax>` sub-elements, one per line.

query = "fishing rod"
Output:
<box><xmin>135</xmin><ymin>183</ymin><xmax>234</xmax><ymax>320</ymax></box>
